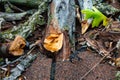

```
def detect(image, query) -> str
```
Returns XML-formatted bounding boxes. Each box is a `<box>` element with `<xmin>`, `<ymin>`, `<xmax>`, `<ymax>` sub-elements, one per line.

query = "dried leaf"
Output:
<box><xmin>43</xmin><ymin>33</ymin><xmax>63</xmax><ymax>52</ymax></box>
<box><xmin>81</xmin><ymin>20</ymin><xmax>89</xmax><ymax>34</ymax></box>
<box><xmin>9</xmin><ymin>35</ymin><xmax>26</xmax><ymax>56</ymax></box>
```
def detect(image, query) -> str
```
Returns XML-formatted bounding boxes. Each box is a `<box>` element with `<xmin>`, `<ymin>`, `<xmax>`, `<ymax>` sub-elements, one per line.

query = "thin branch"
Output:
<box><xmin>80</xmin><ymin>47</ymin><xmax>116</xmax><ymax>80</ymax></box>
<box><xmin>0</xmin><ymin>46</ymin><xmax>35</xmax><ymax>68</ymax></box>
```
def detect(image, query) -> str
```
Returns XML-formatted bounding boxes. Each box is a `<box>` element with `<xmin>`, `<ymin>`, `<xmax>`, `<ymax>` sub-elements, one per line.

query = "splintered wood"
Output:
<box><xmin>42</xmin><ymin>0</ymin><xmax>75</xmax><ymax>61</ymax></box>
<box><xmin>0</xmin><ymin>35</ymin><xmax>26</xmax><ymax>57</ymax></box>
<box><xmin>44</xmin><ymin>33</ymin><xmax>63</xmax><ymax>52</ymax></box>
<box><xmin>9</xmin><ymin>35</ymin><xmax>26</xmax><ymax>56</ymax></box>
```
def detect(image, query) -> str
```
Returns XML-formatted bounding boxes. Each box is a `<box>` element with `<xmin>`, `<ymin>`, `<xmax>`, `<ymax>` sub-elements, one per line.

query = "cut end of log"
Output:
<box><xmin>9</xmin><ymin>35</ymin><xmax>26</xmax><ymax>56</ymax></box>
<box><xmin>43</xmin><ymin>33</ymin><xmax>63</xmax><ymax>52</ymax></box>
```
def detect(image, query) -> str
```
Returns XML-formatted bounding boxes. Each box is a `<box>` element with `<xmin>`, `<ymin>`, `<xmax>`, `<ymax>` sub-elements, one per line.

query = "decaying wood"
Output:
<box><xmin>42</xmin><ymin>0</ymin><xmax>75</xmax><ymax>61</ymax></box>
<box><xmin>0</xmin><ymin>43</ymin><xmax>10</xmax><ymax>57</ymax></box>
<box><xmin>0</xmin><ymin>35</ymin><xmax>26</xmax><ymax>58</ymax></box>
<box><xmin>9</xmin><ymin>35</ymin><xmax>26</xmax><ymax>56</ymax></box>
<box><xmin>0</xmin><ymin>12</ymin><xmax>27</xmax><ymax>21</ymax></box>
<box><xmin>60</xmin><ymin>31</ymin><xmax>71</xmax><ymax>61</ymax></box>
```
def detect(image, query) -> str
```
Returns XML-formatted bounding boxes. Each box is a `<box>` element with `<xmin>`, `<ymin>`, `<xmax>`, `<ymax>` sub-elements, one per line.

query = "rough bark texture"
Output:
<box><xmin>49</xmin><ymin>0</ymin><xmax>75</xmax><ymax>46</ymax></box>
<box><xmin>43</xmin><ymin>0</ymin><xmax>75</xmax><ymax>60</ymax></box>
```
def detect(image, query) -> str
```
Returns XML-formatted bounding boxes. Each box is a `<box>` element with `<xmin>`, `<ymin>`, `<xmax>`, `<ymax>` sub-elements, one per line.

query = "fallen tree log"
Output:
<box><xmin>42</xmin><ymin>0</ymin><xmax>75</xmax><ymax>61</ymax></box>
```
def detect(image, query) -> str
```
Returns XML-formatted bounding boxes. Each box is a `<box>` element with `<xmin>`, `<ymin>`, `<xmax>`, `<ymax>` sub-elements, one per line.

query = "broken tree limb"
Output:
<box><xmin>43</xmin><ymin>0</ymin><xmax>75</xmax><ymax>61</ymax></box>
<box><xmin>0</xmin><ymin>35</ymin><xmax>26</xmax><ymax>58</ymax></box>
<box><xmin>0</xmin><ymin>12</ymin><xmax>27</xmax><ymax>21</ymax></box>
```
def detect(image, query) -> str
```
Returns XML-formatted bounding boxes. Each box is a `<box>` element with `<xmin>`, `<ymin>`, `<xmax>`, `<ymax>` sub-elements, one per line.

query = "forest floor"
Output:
<box><xmin>21</xmin><ymin>26</ymin><xmax>117</xmax><ymax>80</ymax></box>
<box><xmin>0</xmin><ymin>16</ymin><xmax>119</xmax><ymax>80</ymax></box>
<box><xmin>0</xmin><ymin>1</ymin><xmax>120</xmax><ymax>80</ymax></box>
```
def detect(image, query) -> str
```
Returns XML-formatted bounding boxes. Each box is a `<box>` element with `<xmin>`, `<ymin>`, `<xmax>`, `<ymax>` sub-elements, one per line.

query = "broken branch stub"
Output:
<box><xmin>0</xmin><ymin>35</ymin><xmax>26</xmax><ymax>58</ymax></box>
<box><xmin>9</xmin><ymin>35</ymin><xmax>26</xmax><ymax>56</ymax></box>
<box><xmin>43</xmin><ymin>0</ymin><xmax>75</xmax><ymax>60</ymax></box>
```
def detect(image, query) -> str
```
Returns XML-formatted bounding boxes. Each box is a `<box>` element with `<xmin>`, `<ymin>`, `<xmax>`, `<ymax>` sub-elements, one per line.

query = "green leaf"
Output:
<box><xmin>81</xmin><ymin>7</ymin><xmax>108</xmax><ymax>28</ymax></box>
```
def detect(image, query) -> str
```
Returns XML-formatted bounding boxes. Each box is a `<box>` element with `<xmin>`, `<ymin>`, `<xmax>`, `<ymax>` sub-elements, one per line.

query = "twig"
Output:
<box><xmin>80</xmin><ymin>47</ymin><xmax>116</xmax><ymax>80</ymax></box>
<box><xmin>80</xmin><ymin>53</ymin><xmax>109</xmax><ymax>80</ymax></box>
<box><xmin>7</xmin><ymin>1</ymin><xmax>24</xmax><ymax>12</ymax></box>
<box><xmin>27</xmin><ymin>47</ymin><xmax>35</xmax><ymax>55</ymax></box>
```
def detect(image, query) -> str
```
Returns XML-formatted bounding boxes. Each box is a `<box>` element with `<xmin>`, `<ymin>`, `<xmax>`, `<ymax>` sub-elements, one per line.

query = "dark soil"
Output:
<box><xmin>22</xmin><ymin>29</ymin><xmax>117</xmax><ymax>80</ymax></box>
<box><xmin>0</xmin><ymin>23</ymin><xmax>117</xmax><ymax>80</ymax></box>
<box><xmin>23</xmin><ymin>51</ymin><xmax>116</xmax><ymax>80</ymax></box>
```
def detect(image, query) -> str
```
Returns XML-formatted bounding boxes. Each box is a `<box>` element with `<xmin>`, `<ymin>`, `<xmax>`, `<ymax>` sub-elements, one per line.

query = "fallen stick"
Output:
<box><xmin>80</xmin><ymin>47</ymin><xmax>116</xmax><ymax>80</ymax></box>
<box><xmin>80</xmin><ymin>53</ymin><xmax>109</xmax><ymax>80</ymax></box>
<box><xmin>3</xmin><ymin>53</ymin><xmax>37</xmax><ymax>80</ymax></box>
<box><xmin>0</xmin><ymin>46</ymin><xmax>35</xmax><ymax>68</ymax></box>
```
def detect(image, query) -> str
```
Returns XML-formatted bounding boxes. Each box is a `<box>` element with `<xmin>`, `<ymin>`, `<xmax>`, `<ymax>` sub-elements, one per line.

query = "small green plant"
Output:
<box><xmin>81</xmin><ymin>7</ymin><xmax>108</xmax><ymax>28</ymax></box>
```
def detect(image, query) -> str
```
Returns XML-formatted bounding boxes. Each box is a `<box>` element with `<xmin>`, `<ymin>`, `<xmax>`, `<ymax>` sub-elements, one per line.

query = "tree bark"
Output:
<box><xmin>43</xmin><ymin>0</ymin><xmax>75</xmax><ymax>61</ymax></box>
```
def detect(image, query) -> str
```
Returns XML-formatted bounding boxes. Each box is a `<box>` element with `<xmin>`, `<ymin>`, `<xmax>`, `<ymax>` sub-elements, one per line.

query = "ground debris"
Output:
<box><xmin>84</xmin><ymin>28</ymin><xmax>120</xmax><ymax>65</ymax></box>
<box><xmin>2</xmin><ymin>54</ymin><xmax>37</xmax><ymax>80</ymax></box>
<box><xmin>1</xmin><ymin>1</ymin><xmax>47</xmax><ymax>39</ymax></box>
